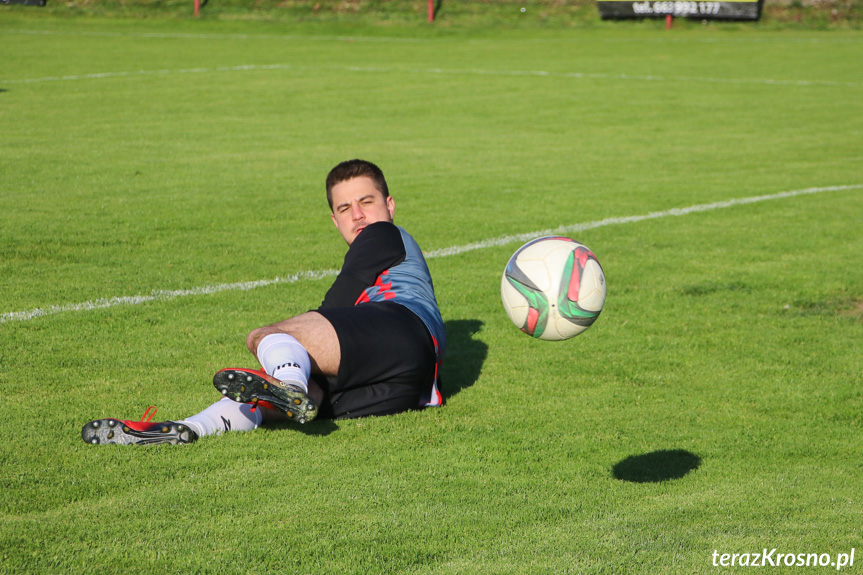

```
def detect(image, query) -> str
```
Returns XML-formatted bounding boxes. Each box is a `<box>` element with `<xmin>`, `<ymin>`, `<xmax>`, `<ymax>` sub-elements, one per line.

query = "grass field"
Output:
<box><xmin>2</xmin><ymin>9</ymin><xmax>863</xmax><ymax>574</ymax></box>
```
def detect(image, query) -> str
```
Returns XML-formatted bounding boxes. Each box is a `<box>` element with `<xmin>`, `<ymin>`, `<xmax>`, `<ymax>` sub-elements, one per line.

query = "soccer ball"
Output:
<box><xmin>501</xmin><ymin>236</ymin><xmax>606</xmax><ymax>341</ymax></box>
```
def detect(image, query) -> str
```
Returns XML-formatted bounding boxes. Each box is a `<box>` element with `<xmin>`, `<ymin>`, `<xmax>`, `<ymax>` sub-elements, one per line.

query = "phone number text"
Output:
<box><xmin>632</xmin><ymin>1</ymin><xmax>721</xmax><ymax>14</ymax></box>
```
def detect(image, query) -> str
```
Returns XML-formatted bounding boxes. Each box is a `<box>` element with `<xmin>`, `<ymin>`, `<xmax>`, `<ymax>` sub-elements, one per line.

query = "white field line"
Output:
<box><xmin>424</xmin><ymin>184</ymin><xmax>862</xmax><ymax>258</ymax></box>
<box><xmin>2</xmin><ymin>184</ymin><xmax>860</xmax><ymax>325</ymax></box>
<box><xmin>2</xmin><ymin>64</ymin><xmax>298</xmax><ymax>84</ymax></box>
<box><xmin>354</xmin><ymin>66</ymin><xmax>863</xmax><ymax>88</ymax></box>
<box><xmin>4</xmin><ymin>63</ymin><xmax>861</xmax><ymax>89</ymax></box>
<box><xmin>0</xmin><ymin>270</ymin><xmax>338</xmax><ymax>324</ymax></box>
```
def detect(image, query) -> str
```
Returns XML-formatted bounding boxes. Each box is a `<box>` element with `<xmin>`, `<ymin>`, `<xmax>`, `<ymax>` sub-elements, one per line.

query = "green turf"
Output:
<box><xmin>1</xmin><ymin>14</ymin><xmax>862</xmax><ymax>574</ymax></box>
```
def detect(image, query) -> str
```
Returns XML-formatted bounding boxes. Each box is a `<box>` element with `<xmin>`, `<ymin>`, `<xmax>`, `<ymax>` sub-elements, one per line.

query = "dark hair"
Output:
<box><xmin>325</xmin><ymin>159</ymin><xmax>389</xmax><ymax>211</ymax></box>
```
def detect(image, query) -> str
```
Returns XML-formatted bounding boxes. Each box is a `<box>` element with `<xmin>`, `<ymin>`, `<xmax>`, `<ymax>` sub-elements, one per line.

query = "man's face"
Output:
<box><xmin>330</xmin><ymin>176</ymin><xmax>395</xmax><ymax>245</ymax></box>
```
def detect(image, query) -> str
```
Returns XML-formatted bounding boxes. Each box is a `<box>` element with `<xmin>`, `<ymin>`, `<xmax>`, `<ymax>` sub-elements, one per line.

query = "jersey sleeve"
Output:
<box><xmin>319</xmin><ymin>221</ymin><xmax>406</xmax><ymax>309</ymax></box>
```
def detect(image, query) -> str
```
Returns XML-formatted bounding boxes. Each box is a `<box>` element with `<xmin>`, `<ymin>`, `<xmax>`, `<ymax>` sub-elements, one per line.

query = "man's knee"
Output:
<box><xmin>246</xmin><ymin>327</ymin><xmax>268</xmax><ymax>355</ymax></box>
<box><xmin>246</xmin><ymin>323</ymin><xmax>292</xmax><ymax>355</ymax></box>
<box><xmin>245</xmin><ymin>312</ymin><xmax>322</xmax><ymax>355</ymax></box>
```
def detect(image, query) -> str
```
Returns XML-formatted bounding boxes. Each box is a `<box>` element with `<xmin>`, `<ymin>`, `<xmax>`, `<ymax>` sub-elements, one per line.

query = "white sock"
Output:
<box><xmin>256</xmin><ymin>333</ymin><xmax>311</xmax><ymax>392</ymax></box>
<box><xmin>180</xmin><ymin>397</ymin><xmax>262</xmax><ymax>438</ymax></box>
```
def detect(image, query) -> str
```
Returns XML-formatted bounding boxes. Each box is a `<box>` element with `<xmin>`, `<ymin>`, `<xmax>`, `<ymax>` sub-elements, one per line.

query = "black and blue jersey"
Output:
<box><xmin>319</xmin><ymin>221</ymin><xmax>446</xmax><ymax>406</ymax></box>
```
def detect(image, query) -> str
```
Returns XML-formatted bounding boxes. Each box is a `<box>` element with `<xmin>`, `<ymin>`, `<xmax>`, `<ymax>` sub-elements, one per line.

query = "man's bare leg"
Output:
<box><xmin>248</xmin><ymin>311</ymin><xmax>340</xmax><ymax>375</ymax></box>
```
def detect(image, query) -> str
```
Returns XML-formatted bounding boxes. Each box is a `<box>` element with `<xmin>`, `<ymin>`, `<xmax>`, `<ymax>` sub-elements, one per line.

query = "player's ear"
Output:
<box><xmin>386</xmin><ymin>196</ymin><xmax>395</xmax><ymax>220</ymax></box>
<box><xmin>330</xmin><ymin>212</ymin><xmax>338</xmax><ymax>228</ymax></box>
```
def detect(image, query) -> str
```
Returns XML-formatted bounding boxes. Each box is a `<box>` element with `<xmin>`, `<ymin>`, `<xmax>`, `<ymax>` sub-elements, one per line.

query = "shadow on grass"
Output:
<box><xmin>290</xmin><ymin>418</ymin><xmax>339</xmax><ymax>437</ymax></box>
<box><xmin>440</xmin><ymin>319</ymin><xmax>487</xmax><ymax>402</ymax></box>
<box><xmin>612</xmin><ymin>449</ymin><xmax>701</xmax><ymax>483</ymax></box>
<box><xmin>262</xmin><ymin>406</ymin><xmax>341</xmax><ymax>436</ymax></box>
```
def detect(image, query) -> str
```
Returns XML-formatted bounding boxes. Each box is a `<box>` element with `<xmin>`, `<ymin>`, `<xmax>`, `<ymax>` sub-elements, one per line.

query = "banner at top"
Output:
<box><xmin>598</xmin><ymin>0</ymin><xmax>762</xmax><ymax>19</ymax></box>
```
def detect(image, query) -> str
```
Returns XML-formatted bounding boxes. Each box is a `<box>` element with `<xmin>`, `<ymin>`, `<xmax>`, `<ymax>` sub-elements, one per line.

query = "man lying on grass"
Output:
<box><xmin>82</xmin><ymin>159</ymin><xmax>446</xmax><ymax>445</ymax></box>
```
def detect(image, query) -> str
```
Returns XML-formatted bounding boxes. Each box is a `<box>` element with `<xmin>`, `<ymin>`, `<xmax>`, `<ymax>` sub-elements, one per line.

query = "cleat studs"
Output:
<box><xmin>263</xmin><ymin>383</ymin><xmax>268</xmax><ymax>390</ymax></box>
<box><xmin>178</xmin><ymin>425</ymin><xmax>185</xmax><ymax>432</ymax></box>
<box><xmin>123</xmin><ymin>426</ymin><xmax>131</xmax><ymax>433</ymax></box>
<box><xmin>246</xmin><ymin>376</ymin><xmax>253</xmax><ymax>383</ymax></box>
<box><xmin>227</xmin><ymin>373</ymin><xmax>235</xmax><ymax>380</ymax></box>
<box><xmin>220</xmin><ymin>389</ymin><xmax>228</xmax><ymax>395</ymax></box>
<box><xmin>91</xmin><ymin>421</ymin><xmax>100</xmax><ymax>428</ymax></box>
<box><xmin>162</xmin><ymin>426</ymin><xmax>170</xmax><ymax>433</ymax></box>
<box><xmin>91</xmin><ymin>438</ymin><xmax>99</xmax><ymax>444</ymax></box>
<box><xmin>107</xmin><ymin>431</ymin><xmax>114</xmax><ymax>439</ymax></box>
<box><xmin>299</xmin><ymin>417</ymin><xmax>306</xmax><ymax>424</ymax></box>
<box><xmin>293</xmin><ymin>398</ymin><xmax>302</xmax><ymax>405</ymax></box>
<box><xmin>108</xmin><ymin>420</ymin><xmax>116</xmax><ymax>427</ymax></box>
<box><xmin>287</xmin><ymin>411</ymin><xmax>294</xmax><ymax>418</ymax></box>
<box><xmin>240</xmin><ymin>385</ymin><xmax>246</xmax><ymax>392</ymax></box>
<box><xmin>306</xmin><ymin>404</ymin><xmax>315</xmax><ymax>411</ymax></box>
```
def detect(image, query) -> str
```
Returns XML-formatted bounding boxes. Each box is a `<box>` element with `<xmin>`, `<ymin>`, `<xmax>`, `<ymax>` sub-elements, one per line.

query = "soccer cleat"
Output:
<box><xmin>81</xmin><ymin>406</ymin><xmax>198</xmax><ymax>445</ymax></box>
<box><xmin>213</xmin><ymin>368</ymin><xmax>318</xmax><ymax>424</ymax></box>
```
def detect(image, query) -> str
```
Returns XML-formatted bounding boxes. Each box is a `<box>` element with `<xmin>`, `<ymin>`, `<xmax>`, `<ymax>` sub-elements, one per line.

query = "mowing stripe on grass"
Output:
<box><xmin>2</xmin><ymin>28</ymin><xmax>425</xmax><ymax>43</ymax></box>
<box><xmin>1</xmin><ymin>184</ymin><xmax>860</xmax><ymax>324</ymax></box>
<box><xmin>6</xmin><ymin>28</ymin><xmax>862</xmax><ymax>45</ymax></box>
<box><xmin>4</xmin><ymin>63</ymin><xmax>861</xmax><ymax>89</ymax></box>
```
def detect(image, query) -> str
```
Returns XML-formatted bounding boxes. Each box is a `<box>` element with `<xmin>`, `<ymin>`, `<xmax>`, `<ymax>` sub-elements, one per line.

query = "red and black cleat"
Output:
<box><xmin>213</xmin><ymin>368</ymin><xmax>318</xmax><ymax>424</ymax></box>
<box><xmin>81</xmin><ymin>406</ymin><xmax>197</xmax><ymax>445</ymax></box>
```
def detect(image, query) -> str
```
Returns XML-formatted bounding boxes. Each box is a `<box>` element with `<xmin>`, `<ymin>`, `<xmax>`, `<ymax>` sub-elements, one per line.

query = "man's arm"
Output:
<box><xmin>319</xmin><ymin>221</ymin><xmax>405</xmax><ymax>308</ymax></box>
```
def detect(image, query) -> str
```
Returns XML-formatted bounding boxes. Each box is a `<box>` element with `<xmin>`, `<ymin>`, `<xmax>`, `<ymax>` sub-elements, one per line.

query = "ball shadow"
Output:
<box><xmin>612</xmin><ymin>449</ymin><xmax>701</xmax><ymax>483</ymax></box>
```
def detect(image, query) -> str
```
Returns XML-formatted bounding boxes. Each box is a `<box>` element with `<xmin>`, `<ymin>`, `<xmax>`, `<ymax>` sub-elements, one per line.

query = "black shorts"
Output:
<box><xmin>314</xmin><ymin>302</ymin><xmax>436</xmax><ymax>419</ymax></box>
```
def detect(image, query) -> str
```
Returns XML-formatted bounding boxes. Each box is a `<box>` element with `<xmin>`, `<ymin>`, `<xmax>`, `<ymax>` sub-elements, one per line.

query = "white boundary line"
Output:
<box><xmin>4</xmin><ymin>63</ymin><xmax>861</xmax><ymax>89</ymax></box>
<box><xmin>359</xmin><ymin>66</ymin><xmax>863</xmax><ymax>88</ymax></box>
<box><xmin>2</xmin><ymin>184</ymin><xmax>860</xmax><ymax>325</ymax></box>
<box><xmin>426</xmin><ymin>184</ymin><xmax>863</xmax><ymax>258</ymax></box>
<box><xmin>0</xmin><ymin>269</ymin><xmax>339</xmax><ymax>324</ymax></box>
<box><xmin>3</xmin><ymin>64</ymin><xmax>296</xmax><ymax>84</ymax></box>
